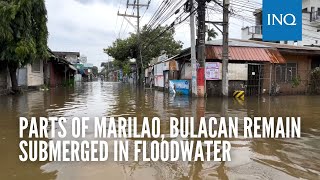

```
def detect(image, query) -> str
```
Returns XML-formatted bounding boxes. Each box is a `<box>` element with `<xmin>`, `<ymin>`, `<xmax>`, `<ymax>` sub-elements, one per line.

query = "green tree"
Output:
<box><xmin>0</xmin><ymin>0</ymin><xmax>48</xmax><ymax>93</ymax></box>
<box><xmin>104</xmin><ymin>25</ymin><xmax>183</xmax><ymax>69</ymax></box>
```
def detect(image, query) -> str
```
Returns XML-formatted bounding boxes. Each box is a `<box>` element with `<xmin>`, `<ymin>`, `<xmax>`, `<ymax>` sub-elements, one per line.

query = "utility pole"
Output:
<box><xmin>117</xmin><ymin>0</ymin><xmax>149</xmax><ymax>85</ymax></box>
<box><xmin>189</xmin><ymin>0</ymin><xmax>198</xmax><ymax>97</ymax></box>
<box><xmin>204</xmin><ymin>0</ymin><xmax>229</xmax><ymax>96</ymax></box>
<box><xmin>222</xmin><ymin>0</ymin><xmax>230</xmax><ymax>96</ymax></box>
<box><xmin>196</xmin><ymin>0</ymin><xmax>206</xmax><ymax>98</ymax></box>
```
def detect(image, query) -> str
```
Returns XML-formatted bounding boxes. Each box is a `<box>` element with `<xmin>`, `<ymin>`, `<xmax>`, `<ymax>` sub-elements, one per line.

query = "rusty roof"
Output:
<box><xmin>206</xmin><ymin>46</ymin><xmax>286</xmax><ymax>63</ymax></box>
<box><xmin>265</xmin><ymin>48</ymin><xmax>286</xmax><ymax>64</ymax></box>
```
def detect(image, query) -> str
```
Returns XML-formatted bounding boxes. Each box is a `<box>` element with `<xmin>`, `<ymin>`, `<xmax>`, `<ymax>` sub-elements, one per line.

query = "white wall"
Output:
<box><xmin>155</xmin><ymin>75</ymin><xmax>164</xmax><ymax>88</ymax></box>
<box><xmin>17</xmin><ymin>68</ymin><xmax>27</xmax><ymax>86</ymax></box>
<box><xmin>303</xmin><ymin>0</ymin><xmax>320</xmax><ymax>12</ymax></box>
<box><xmin>302</xmin><ymin>13</ymin><xmax>320</xmax><ymax>46</ymax></box>
<box><xmin>303</xmin><ymin>0</ymin><xmax>310</xmax><ymax>11</ymax></box>
<box><xmin>27</xmin><ymin>61</ymin><xmax>44</xmax><ymax>87</ymax></box>
<box><xmin>181</xmin><ymin>63</ymin><xmax>192</xmax><ymax>79</ymax></box>
<box><xmin>228</xmin><ymin>63</ymin><xmax>248</xmax><ymax>80</ymax></box>
<box><xmin>205</xmin><ymin>62</ymin><xmax>248</xmax><ymax>81</ymax></box>
<box><xmin>154</xmin><ymin>63</ymin><xmax>164</xmax><ymax>76</ymax></box>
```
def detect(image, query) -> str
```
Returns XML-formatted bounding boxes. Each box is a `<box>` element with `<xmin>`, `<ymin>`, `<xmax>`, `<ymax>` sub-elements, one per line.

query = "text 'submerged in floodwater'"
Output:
<box><xmin>18</xmin><ymin>116</ymin><xmax>301</xmax><ymax>162</ymax></box>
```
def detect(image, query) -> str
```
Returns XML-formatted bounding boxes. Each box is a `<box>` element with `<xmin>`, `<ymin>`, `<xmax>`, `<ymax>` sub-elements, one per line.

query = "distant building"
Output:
<box><xmin>52</xmin><ymin>51</ymin><xmax>80</xmax><ymax>64</ymax></box>
<box><xmin>44</xmin><ymin>50</ymin><xmax>77</xmax><ymax>87</ymax></box>
<box><xmin>241</xmin><ymin>0</ymin><xmax>320</xmax><ymax>46</ymax></box>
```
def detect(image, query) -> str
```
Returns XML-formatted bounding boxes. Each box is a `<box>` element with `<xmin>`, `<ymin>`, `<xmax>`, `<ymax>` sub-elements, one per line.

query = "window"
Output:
<box><xmin>311</xmin><ymin>7</ymin><xmax>318</xmax><ymax>21</ymax></box>
<box><xmin>275</xmin><ymin>63</ymin><xmax>297</xmax><ymax>83</ymax></box>
<box><xmin>32</xmin><ymin>60</ymin><xmax>41</xmax><ymax>73</ymax></box>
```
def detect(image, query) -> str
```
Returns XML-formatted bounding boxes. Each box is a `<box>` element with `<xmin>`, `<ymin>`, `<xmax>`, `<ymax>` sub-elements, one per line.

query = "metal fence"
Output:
<box><xmin>248</xmin><ymin>25</ymin><xmax>262</xmax><ymax>35</ymax></box>
<box><xmin>246</xmin><ymin>63</ymin><xmax>267</xmax><ymax>96</ymax></box>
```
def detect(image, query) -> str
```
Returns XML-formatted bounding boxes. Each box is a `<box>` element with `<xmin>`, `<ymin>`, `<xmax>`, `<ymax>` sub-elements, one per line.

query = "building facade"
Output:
<box><xmin>145</xmin><ymin>39</ymin><xmax>320</xmax><ymax>96</ymax></box>
<box><xmin>242</xmin><ymin>0</ymin><xmax>320</xmax><ymax>46</ymax></box>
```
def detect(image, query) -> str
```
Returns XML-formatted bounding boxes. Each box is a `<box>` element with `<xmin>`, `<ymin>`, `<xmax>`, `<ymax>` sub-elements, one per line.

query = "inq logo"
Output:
<box><xmin>262</xmin><ymin>0</ymin><xmax>302</xmax><ymax>41</ymax></box>
<box><xmin>267</xmin><ymin>14</ymin><xmax>296</xmax><ymax>26</ymax></box>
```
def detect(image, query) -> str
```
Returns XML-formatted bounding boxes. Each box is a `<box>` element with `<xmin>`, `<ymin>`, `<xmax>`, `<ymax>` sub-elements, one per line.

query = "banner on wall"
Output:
<box><xmin>169</xmin><ymin>80</ymin><xmax>190</xmax><ymax>95</ymax></box>
<box><xmin>205</xmin><ymin>62</ymin><xmax>221</xmax><ymax>80</ymax></box>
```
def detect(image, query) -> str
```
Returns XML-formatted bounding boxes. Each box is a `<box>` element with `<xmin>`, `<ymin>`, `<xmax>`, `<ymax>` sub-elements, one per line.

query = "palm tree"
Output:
<box><xmin>207</xmin><ymin>28</ymin><xmax>218</xmax><ymax>41</ymax></box>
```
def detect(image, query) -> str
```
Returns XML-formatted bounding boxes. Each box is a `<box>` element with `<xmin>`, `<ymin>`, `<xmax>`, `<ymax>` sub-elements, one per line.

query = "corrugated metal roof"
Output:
<box><xmin>206</xmin><ymin>46</ymin><xmax>285</xmax><ymax>63</ymax></box>
<box><xmin>266</xmin><ymin>49</ymin><xmax>286</xmax><ymax>64</ymax></box>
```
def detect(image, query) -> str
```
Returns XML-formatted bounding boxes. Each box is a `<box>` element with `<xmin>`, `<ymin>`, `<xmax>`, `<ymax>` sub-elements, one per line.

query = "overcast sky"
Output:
<box><xmin>46</xmin><ymin>0</ymin><xmax>260</xmax><ymax>68</ymax></box>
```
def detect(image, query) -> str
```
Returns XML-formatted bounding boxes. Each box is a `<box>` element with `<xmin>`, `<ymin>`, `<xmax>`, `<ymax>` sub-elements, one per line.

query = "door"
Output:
<box><xmin>17</xmin><ymin>68</ymin><xmax>27</xmax><ymax>86</ymax></box>
<box><xmin>247</xmin><ymin>64</ymin><xmax>263</xmax><ymax>96</ymax></box>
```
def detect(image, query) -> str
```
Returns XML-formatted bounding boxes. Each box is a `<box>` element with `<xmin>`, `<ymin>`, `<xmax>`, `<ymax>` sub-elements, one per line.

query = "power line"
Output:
<box><xmin>117</xmin><ymin>0</ymin><xmax>129</xmax><ymax>38</ymax></box>
<box><xmin>146</xmin><ymin>0</ymin><xmax>171</xmax><ymax>29</ymax></box>
<box><xmin>146</xmin><ymin>0</ymin><xmax>187</xmax><ymax>32</ymax></box>
<box><xmin>143</xmin><ymin>7</ymin><xmax>195</xmax><ymax>49</ymax></box>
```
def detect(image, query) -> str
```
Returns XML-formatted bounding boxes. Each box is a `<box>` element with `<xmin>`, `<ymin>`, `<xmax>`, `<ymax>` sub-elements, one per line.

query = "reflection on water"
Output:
<box><xmin>0</xmin><ymin>81</ymin><xmax>320</xmax><ymax>179</ymax></box>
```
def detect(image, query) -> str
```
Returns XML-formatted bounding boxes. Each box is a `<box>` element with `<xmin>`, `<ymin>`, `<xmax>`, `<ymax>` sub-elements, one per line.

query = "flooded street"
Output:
<box><xmin>0</xmin><ymin>81</ymin><xmax>320</xmax><ymax>180</ymax></box>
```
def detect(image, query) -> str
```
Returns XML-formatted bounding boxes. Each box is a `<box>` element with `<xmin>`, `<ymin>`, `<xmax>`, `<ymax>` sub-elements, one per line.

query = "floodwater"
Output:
<box><xmin>0</xmin><ymin>81</ymin><xmax>320</xmax><ymax>180</ymax></box>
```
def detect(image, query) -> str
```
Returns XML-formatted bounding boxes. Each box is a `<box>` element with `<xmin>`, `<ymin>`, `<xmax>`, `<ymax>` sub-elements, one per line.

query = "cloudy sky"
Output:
<box><xmin>46</xmin><ymin>0</ymin><xmax>259</xmax><ymax>68</ymax></box>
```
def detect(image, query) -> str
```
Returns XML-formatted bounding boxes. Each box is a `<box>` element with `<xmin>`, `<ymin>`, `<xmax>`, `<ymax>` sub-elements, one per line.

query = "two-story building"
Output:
<box><xmin>242</xmin><ymin>0</ymin><xmax>320</xmax><ymax>46</ymax></box>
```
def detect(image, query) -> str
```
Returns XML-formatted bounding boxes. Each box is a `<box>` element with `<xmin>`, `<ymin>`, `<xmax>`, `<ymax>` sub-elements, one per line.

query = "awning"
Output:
<box><xmin>69</xmin><ymin>64</ymin><xmax>77</xmax><ymax>71</ymax></box>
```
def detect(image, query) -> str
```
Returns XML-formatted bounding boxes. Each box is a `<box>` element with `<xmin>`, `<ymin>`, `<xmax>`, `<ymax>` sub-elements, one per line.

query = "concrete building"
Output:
<box><xmin>236</xmin><ymin>39</ymin><xmax>320</xmax><ymax>95</ymax></box>
<box><xmin>17</xmin><ymin>60</ymin><xmax>44</xmax><ymax>87</ymax></box>
<box><xmin>172</xmin><ymin>40</ymin><xmax>285</xmax><ymax>96</ymax></box>
<box><xmin>149</xmin><ymin>39</ymin><xmax>320</xmax><ymax>96</ymax></box>
<box><xmin>0</xmin><ymin>59</ymin><xmax>45</xmax><ymax>93</ymax></box>
<box><xmin>241</xmin><ymin>0</ymin><xmax>320</xmax><ymax>46</ymax></box>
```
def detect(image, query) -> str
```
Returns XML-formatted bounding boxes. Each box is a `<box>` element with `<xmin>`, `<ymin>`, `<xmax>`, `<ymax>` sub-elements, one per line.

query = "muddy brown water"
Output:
<box><xmin>0</xmin><ymin>81</ymin><xmax>319</xmax><ymax>180</ymax></box>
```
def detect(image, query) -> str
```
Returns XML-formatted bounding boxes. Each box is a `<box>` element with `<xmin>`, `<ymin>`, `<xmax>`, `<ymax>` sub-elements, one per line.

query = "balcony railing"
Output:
<box><xmin>310</xmin><ymin>11</ymin><xmax>320</xmax><ymax>22</ymax></box>
<box><xmin>247</xmin><ymin>25</ymin><xmax>262</xmax><ymax>35</ymax></box>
